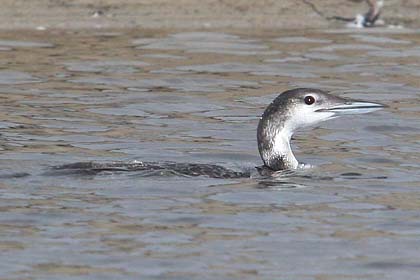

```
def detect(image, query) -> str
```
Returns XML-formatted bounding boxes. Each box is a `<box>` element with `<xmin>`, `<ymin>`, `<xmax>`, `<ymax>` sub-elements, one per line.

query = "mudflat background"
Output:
<box><xmin>0</xmin><ymin>0</ymin><xmax>419</xmax><ymax>30</ymax></box>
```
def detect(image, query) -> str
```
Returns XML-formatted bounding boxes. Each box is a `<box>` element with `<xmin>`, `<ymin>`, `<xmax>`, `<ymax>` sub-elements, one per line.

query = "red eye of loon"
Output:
<box><xmin>304</xmin><ymin>95</ymin><xmax>315</xmax><ymax>105</ymax></box>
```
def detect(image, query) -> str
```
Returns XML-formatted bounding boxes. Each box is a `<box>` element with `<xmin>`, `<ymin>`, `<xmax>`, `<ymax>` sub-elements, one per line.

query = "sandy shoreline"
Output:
<box><xmin>0</xmin><ymin>0</ymin><xmax>418</xmax><ymax>30</ymax></box>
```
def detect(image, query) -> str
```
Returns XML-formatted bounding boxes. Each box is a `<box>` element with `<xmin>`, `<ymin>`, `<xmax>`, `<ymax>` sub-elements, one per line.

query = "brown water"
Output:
<box><xmin>0</xmin><ymin>28</ymin><xmax>420</xmax><ymax>279</ymax></box>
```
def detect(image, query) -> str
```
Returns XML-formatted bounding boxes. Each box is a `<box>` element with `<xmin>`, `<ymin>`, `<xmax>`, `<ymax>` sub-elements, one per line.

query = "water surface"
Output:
<box><xmin>0</xmin><ymin>28</ymin><xmax>419</xmax><ymax>279</ymax></box>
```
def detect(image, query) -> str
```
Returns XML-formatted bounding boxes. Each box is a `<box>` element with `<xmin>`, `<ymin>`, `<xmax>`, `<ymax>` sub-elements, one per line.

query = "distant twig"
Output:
<box><xmin>300</xmin><ymin>0</ymin><xmax>355</xmax><ymax>22</ymax></box>
<box><xmin>301</xmin><ymin>0</ymin><xmax>326</xmax><ymax>17</ymax></box>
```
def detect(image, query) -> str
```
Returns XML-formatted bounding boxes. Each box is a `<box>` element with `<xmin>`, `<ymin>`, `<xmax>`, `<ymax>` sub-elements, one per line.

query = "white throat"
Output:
<box><xmin>271</xmin><ymin>128</ymin><xmax>299</xmax><ymax>169</ymax></box>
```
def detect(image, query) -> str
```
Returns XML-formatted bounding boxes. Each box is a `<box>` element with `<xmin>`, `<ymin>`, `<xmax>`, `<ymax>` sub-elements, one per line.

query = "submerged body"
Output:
<box><xmin>53</xmin><ymin>161</ymin><xmax>249</xmax><ymax>179</ymax></box>
<box><xmin>55</xmin><ymin>88</ymin><xmax>384</xmax><ymax>178</ymax></box>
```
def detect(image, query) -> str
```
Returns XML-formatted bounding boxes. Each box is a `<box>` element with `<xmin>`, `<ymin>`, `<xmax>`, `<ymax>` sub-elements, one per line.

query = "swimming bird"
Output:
<box><xmin>363</xmin><ymin>0</ymin><xmax>383</xmax><ymax>27</ymax></box>
<box><xmin>349</xmin><ymin>0</ymin><xmax>384</xmax><ymax>28</ymax></box>
<box><xmin>53</xmin><ymin>88</ymin><xmax>384</xmax><ymax>178</ymax></box>
<box><xmin>257</xmin><ymin>88</ymin><xmax>384</xmax><ymax>171</ymax></box>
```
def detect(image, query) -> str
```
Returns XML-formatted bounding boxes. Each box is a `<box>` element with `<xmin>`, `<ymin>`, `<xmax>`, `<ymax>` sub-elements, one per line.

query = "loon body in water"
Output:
<box><xmin>54</xmin><ymin>88</ymin><xmax>384</xmax><ymax>178</ymax></box>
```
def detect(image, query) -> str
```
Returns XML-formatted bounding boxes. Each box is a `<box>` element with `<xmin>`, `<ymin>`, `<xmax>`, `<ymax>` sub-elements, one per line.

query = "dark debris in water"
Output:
<box><xmin>0</xmin><ymin>172</ymin><xmax>30</xmax><ymax>179</ymax></box>
<box><xmin>341</xmin><ymin>172</ymin><xmax>362</xmax><ymax>176</ymax></box>
<box><xmin>340</xmin><ymin>172</ymin><xmax>387</xmax><ymax>180</ymax></box>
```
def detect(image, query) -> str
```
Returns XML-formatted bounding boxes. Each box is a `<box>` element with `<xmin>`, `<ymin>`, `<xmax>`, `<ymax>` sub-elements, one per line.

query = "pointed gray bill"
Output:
<box><xmin>316</xmin><ymin>101</ymin><xmax>385</xmax><ymax>115</ymax></box>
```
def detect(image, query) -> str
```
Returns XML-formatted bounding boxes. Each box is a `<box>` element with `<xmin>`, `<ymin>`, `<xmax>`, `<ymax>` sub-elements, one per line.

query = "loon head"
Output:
<box><xmin>257</xmin><ymin>88</ymin><xmax>384</xmax><ymax>171</ymax></box>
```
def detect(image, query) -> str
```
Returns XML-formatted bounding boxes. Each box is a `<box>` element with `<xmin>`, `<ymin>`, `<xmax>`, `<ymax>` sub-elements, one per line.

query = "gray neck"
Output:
<box><xmin>257</xmin><ymin>125</ymin><xmax>299</xmax><ymax>170</ymax></box>
<box><xmin>257</xmin><ymin>92</ymin><xmax>302</xmax><ymax>171</ymax></box>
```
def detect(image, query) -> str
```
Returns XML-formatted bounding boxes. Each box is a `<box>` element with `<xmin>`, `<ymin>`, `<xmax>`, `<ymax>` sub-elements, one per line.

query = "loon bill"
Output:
<box><xmin>257</xmin><ymin>88</ymin><xmax>384</xmax><ymax>171</ymax></box>
<box><xmin>54</xmin><ymin>88</ymin><xmax>384</xmax><ymax>178</ymax></box>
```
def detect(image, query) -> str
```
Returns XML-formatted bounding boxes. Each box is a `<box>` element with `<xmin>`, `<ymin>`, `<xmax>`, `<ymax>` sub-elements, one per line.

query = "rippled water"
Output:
<box><xmin>0</xmin><ymin>28</ymin><xmax>420</xmax><ymax>279</ymax></box>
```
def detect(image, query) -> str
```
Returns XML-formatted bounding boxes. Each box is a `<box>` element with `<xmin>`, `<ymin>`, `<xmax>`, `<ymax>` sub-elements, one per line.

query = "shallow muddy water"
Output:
<box><xmin>0</xmin><ymin>28</ymin><xmax>420</xmax><ymax>279</ymax></box>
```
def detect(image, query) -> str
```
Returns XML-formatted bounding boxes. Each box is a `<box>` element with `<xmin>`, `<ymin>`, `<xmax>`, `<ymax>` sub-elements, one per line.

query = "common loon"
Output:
<box><xmin>54</xmin><ymin>88</ymin><xmax>384</xmax><ymax>178</ymax></box>
<box><xmin>257</xmin><ymin>88</ymin><xmax>383</xmax><ymax>170</ymax></box>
